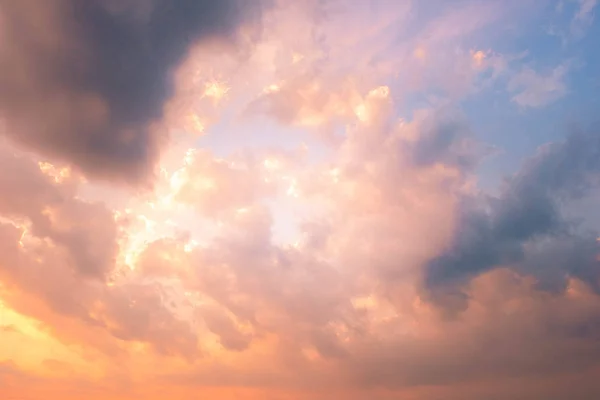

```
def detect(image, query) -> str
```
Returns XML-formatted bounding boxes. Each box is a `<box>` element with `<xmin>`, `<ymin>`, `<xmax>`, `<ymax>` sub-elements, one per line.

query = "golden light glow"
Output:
<box><xmin>471</xmin><ymin>49</ymin><xmax>486</xmax><ymax>67</ymax></box>
<box><xmin>414</xmin><ymin>46</ymin><xmax>426</xmax><ymax>59</ymax></box>
<box><xmin>263</xmin><ymin>157</ymin><xmax>281</xmax><ymax>170</ymax></box>
<box><xmin>204</xmin><ymin>80</ymin><xmax>230</xmax><ymax>102</ymax></box>
<box><xmin>187</xmin><ymin>113</ymin><xmax>206</xmax><ymax>134</ymax></box>
<box><xmin>38</xmin><ymin>161</ymin><xmax>72</xmax><ymax>183</ymax></box>
<box><xmin>262</xmin><ymin>83</ymin><xmax>281</xmax><ymax>94</ymax></box>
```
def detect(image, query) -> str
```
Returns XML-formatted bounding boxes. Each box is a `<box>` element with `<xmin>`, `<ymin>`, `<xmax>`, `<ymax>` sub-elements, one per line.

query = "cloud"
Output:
<box><xmin>508</xmin><ymin>63</ymin><xmax>570</xmax><ymax>108</ymax></box>
<box><xmin>0</xmin><ymin>1</ymin><xmax>599</xmax><ymax>399</ymax></box>
<box><xmin>571</xmin><ymin>0</ymin><xmax>597</xmax><ymax>39</ymax></box>
<box><xmin>170</xmin><ymin>149</ymin><xmax>278</xmax><ymax>217</ymax></box>
<box><xmin>242</xmin><ymin>0</ymin><xmax>509</xmax><ymax>135</ymax></box>
<box><xmin>548</xmin><ymin>0</ymin><xmax>597</xmax><ymax>44</ymax></box>
<box><xmin>245</xmin><ymin>74</ymin><xmax>363</xmax><ymax>132</ymax></box>
<box><xmin>1</xmin><ymin>88</ymin><xmax>600</xmax><ymax>400</ymax></box>
<box><xmin>423</xmin><ymin>127</ymin><xmax>600</xmax><ymax>312</ymax></box>
<box><xmin>0</xmin><ymin>145</ymin><xmax>202</xmax><ymax>360</ymax></box>
<box><xmin>0</xmin><ymin>0</ymin><xmax>265</xmax><ymax>185</ymax></box>
<box><xmin>0</xmin><ymin>145</ymin><xmax>119</xmax><ymax>278</ymax></box>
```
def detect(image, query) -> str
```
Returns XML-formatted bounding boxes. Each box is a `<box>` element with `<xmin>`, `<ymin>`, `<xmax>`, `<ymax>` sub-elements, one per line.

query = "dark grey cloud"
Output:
<box><xmin>0</xmin><ymin>0</ymin><xmax>264</xmax><ymax>184</ymax></box>
<box><xmin>423</xmin><ymin>127</ymin><xmax>600</xmax><ymax>311</ymax></box>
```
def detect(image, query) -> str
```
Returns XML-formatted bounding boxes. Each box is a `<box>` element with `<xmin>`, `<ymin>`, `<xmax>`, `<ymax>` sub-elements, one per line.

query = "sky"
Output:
<box><xmin>0</xmin><ymin>0</ymin><xmax>599</xmax><ymax>399</ymax></box>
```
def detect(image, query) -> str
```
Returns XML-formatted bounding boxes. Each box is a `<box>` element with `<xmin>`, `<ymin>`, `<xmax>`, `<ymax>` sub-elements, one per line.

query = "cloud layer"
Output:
<box><xmin>0</xmin><ymin>1</ymin><xmax>599</xmax><ymax>399</ymax></box>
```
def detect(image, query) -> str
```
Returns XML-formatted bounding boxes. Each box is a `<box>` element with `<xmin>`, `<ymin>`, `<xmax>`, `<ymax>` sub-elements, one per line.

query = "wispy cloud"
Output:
<box><xmin>571</xmin><ymin>0</ymin><xmax>597</xmax><ymax>38</ymax></box>
<box><xmin>549</xmin><ymin>0</ymin><xmax>597</xmax><ymax>43</ymax></box>
<box><xmin>508</xmin><ymin>63</ymin><xmax>570</xmax><ymax>108</ymax></box>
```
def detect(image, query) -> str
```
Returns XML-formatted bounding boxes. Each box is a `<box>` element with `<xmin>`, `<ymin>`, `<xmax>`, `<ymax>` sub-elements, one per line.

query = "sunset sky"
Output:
<box><xmin>0</xmin><ymin>1</ymin><xmax>600</xmax><ymax>399</ymax></box>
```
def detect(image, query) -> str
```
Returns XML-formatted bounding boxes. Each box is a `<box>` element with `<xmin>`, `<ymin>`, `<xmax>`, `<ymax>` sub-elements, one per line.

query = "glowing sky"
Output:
<box><xmin>0</xmin><ymin>1</ymin><xmax>600</xmax><ymax>399</ymax></box>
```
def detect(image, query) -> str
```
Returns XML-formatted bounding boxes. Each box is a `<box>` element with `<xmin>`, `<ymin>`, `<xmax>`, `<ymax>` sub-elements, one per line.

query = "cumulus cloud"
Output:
<box><xmin>0</xmin><ymin>145</ymin><xmax>118</xmax><ymax>278</ymax></box>
<box><xmin>0</xmin><ymin>0</ymin><xmax>265</xmax><ymax>185</ymax></box>
<box><xmin>170</xmin><ymin>149</ymin><xmax>278</xmax><ymax>217</ymax></box>
<box><xmin>423</xmin><ymin>127</ymin><xmax>600</xmax><ymax>311</ymax></box>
